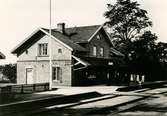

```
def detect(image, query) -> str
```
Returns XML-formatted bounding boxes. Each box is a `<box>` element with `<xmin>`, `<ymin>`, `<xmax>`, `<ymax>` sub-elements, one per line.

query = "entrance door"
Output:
<box><xmin>26</xmin><ymin>68</ymin><xmax>33</xmax><ymax>84</ymax></box>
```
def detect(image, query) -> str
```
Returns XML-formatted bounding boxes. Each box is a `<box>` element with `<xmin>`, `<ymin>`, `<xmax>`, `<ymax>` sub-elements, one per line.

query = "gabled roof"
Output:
<box><xmin>65</xmin><ymin>24</ymin><xmax>113</xmax><ymax>46</ymax></box>
<box><xmin>11</xmin><ymin>28</ymin><xmax>44</xmax><ymax>54</ymax></box>
<box><xmin>11</xmin><ymin>24</ymin><xmax>113</xmax><ymax>55</ymax></box>
<box><xmin>0</xmin><ymin>52</ymin><xmax>5</xmax><ymax>59</ymax></box>
<box><xmin>65</xmin><ymin>25</ymin><xmax>101</xmax><ymax>43</ymax></box>
<box><xmin>11</xmin><ymin>28</ymin><xmax>87</xmax><ymax>54</ymax></box>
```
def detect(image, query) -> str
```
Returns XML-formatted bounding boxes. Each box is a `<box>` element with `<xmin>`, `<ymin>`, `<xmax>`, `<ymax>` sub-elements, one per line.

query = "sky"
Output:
<box><xmin>0</xmin><ymin>0</ymin><xmax>167</xmax><ymax>64</ymax></box>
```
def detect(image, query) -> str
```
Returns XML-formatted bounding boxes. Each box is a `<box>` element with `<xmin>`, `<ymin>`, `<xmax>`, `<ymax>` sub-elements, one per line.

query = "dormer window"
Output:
<box><xmin>38</xmin><ymin>43</ymin><xmax>48</xmax><ymax>56</ymax></box>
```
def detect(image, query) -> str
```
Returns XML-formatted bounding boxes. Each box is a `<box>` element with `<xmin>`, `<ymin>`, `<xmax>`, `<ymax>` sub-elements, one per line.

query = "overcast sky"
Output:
<box><xmin>0</xmin><ymin>0</ymin><xmax>167</xmax><ymax>64</ymax></box>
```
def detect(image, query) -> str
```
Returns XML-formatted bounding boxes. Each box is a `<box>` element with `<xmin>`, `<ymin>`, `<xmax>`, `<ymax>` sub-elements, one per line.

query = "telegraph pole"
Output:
<box><xmin>49</xmin><ymin>0</ymin><xmax>52</xmax><ymax>90</ymax></box>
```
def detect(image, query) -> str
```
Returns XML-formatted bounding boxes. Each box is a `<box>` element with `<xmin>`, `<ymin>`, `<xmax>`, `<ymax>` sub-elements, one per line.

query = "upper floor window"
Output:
<box><xmin>38</xmin><ymin>43</ymin><xmax>48</xmax><ymax>56</ymax></box>
<box><xmin>93</xmin><ymin>46</ymin><xmax>97</xmax><ymax>56</ymax></box>
<box><xmin>97</xmin><ymin>35</ymin><xmax>101</xmax><ymax>40</ymax></box>
<box><xmin>58</xmin><ymin>48</ymin><xmax>62</xmax><ymax>53</ymax></box>
<box><xmin>100</xmin><ymin>47</ymin><xmax>104</xmax><ymax>57</ymax></box>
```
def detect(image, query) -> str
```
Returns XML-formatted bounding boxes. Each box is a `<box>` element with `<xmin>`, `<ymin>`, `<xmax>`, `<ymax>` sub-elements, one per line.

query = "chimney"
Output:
<box><xmin>57</xmin><ymin>23</ymin><xmax>65</xmax><ymax>34</ymax></box>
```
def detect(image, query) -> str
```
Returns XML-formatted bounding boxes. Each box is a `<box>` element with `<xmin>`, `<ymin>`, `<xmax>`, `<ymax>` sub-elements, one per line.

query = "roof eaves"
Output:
<box><xmin>71</xmin><ymin>43</ymin><xmax>87</xmax><ymax>52</ymax></box>
<box><xmin>75</xmin><ymin>41</ymin><xmax>88</xmax><ymax>44</ymax></box>
<box><xmin>72</xmin><ymin>55</ymin><xmax>90</xmax><ymax>66</ymax></box>
<box><xmin>11</xmin><ymin>28</ymin><xmax>42</xmax><ymax>54</ymax></box>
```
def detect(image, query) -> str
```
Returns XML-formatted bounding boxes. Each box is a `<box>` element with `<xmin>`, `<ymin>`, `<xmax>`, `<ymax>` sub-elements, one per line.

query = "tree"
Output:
<box><xmin>129</xmin><ymin>31</ymin><xmax>158</xmax><ymax>68</ymax></box>
<box><xmin>131</xmin><ymin>31</ymin><xmax>157</xmax><ymax>60</ymax></box>
<box><xmin>155</xmin><ymin>42</ymin><xmax>167</xmax><ymax>62</ymax></box>
<box><xmin>2</xmin><ymin>64</ymin><xmax>17</xmax><ymax>83</ymax></box>
<box><xmin>104</xmin><ymin>0</ymin><xmax>152</xmax><ymax>55</ymax></box>
<box><xmin>104</xmin><ymin>0</ymin><xmax>167</xmax><ymax>82</ymax></box>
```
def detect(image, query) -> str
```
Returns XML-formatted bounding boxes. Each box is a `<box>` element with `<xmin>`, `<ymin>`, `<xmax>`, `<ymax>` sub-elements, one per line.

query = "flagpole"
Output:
<box><xmin>49</xmin><ymin>0</ymin><xmax>52</xmax><ymax>90</ymax></box>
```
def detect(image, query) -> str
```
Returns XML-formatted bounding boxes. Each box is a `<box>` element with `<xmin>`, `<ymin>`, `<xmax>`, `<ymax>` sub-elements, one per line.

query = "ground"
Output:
<box><xmin>1</xmin><ymin>83</ymin><xmax>167</xmax><ymax>116</ymax></box>
<box><xmin>33</xmin><ymin>84</ymin><xmax>167</xmax><ymax>116</ymax></box>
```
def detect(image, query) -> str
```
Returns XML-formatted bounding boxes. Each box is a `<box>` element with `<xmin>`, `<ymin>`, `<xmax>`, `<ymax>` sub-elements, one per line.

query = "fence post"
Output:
<box><xmin>33</xmin><ymin>84</ymin><xmax>36</xmax><ymax>92</ymax></box>
<box><xmin>46</xmin><ymin>83</ymin><xmax>49</xmax><ymax>91</ymax></box>
<box><xmin>21</xmin><ymin>85</ymin><xmax>24</xmax><ymax>93</ymax></box>
<box><xmin>44</xmin><ymin>83</ymin><xmax>47</xmax><ymax>91</ymax></box>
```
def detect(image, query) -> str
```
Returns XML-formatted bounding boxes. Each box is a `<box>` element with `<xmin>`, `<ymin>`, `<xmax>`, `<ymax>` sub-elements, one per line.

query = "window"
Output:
<box><xmin>97</xmin><ymin>35</ymin><xmax>101</xmax><ymax>40</ymax></box>
<box><xmin>52</xmin><ymin>67</ymin><xmax>62</xmax><ymax>81</ymax></box>
<box><xmin>100</xmin><ymin>47</ymin><xmax>104</xmax><ymax>57</ymax></box>
<box><xmin>58</xmin><ymin>49</ymin><xmax>62</xmax><ymax>53</ymax></box>
<box><xmin>38</xmin><ymin>43</ymin><xmax>48</xmax><ymax>56</ymax></box>
<box><xmin>93</xmin><ymin>46</ymin><xmax>97</xmax><ymax>56</ymax></box>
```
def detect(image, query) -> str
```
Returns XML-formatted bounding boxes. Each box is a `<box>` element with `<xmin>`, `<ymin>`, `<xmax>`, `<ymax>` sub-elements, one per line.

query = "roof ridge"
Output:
<box><xmin>66</xmin><ymin>24</ymin><xmax>101</xmax><ymax>29</ymax></box>
<box><xmin>42</xmin><ymin>25</ymin><xmax>101</xmax><ymax>31</ymax></box>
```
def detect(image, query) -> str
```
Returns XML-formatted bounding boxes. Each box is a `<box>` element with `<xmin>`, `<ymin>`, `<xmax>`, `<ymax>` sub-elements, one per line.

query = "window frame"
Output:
<box><xmin>52</xmin><ymin>67</ymin><xmax>62</xmax><ymax>82</ymax></box>
<box><xmin>58</xmin><ymin>48</ymin><xmax>62</xmax><ymax>53</ymax></box>
<box><xmin>38</xmin><ymin>43</ymin><xmax>48</xmax><ymax>56</ymax></box>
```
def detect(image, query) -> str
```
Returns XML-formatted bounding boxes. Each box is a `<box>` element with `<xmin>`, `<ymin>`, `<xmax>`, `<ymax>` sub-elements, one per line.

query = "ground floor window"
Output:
<box><xmin>52</xmin><ymin>67</ymin><xmax>62</xmax><ymax>81</ymax></box>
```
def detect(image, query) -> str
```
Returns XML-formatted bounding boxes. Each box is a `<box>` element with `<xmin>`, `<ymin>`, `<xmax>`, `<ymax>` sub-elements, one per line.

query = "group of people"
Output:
<box><xmin>130</xmin><ymin>74</ymin><xmax>145</xmax><ymax>88</ymax></box>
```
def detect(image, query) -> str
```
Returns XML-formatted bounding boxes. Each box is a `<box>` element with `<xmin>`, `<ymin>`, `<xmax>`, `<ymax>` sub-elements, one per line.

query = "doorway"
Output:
<box><xmin>26</xmin><ymin>68</ymin><xmax>33</xmax><ymax>84</ymax></box>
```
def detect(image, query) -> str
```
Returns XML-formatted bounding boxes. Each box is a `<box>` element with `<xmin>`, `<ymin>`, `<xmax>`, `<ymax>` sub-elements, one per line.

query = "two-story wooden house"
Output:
<box><xmin>11</xmin><ymin>23</ymin><xmax>124</xmax><ymax>87</ymax></box>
